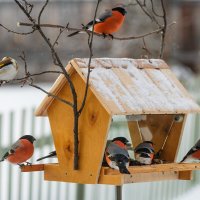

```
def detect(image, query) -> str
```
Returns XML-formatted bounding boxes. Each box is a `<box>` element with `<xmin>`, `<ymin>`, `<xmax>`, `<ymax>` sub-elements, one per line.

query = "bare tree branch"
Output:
<box><xmin>29</xmin><ymin>82</ymin><xmax>73</xmax><ymax>107</ymax></box>
<box><xmin>78</xmin><ymin>0</ymin><xmax>102</xmax><ymax>115</ymax></box>
<box><xmin>0</xmin><ymin>23</ymin><xmax>35</xmax><ymax>35</ymax></box>
<box><xmin>17</xmin><ymin>22</ymin><xmax>175</xmax><ymax>41</ymax></box>
<box><xmin>159</xmin><ymin>0</ymin><xmax>167</xmax><ymax>58</ymax></box>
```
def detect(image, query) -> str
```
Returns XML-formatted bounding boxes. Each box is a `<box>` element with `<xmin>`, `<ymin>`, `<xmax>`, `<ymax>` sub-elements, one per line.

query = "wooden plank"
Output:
<box><xmin>136</xmin><ymin>59</ymin><xmax>169</xmax><ymax>69</ymax></box>
<box><xmin>179</xmin><ymin>171</ymin><xmax>192</xmax><ymax>180</ymax></box>
<box><xmin>127</xmin><ymin>121</ymin><xmax>143</xmax><ymax>150</ymax></box>
<box><xmin>47</xmin><ymin>70</ymin><xmax>112</xmax><ymax>184</ymax></box>
<box><xmin>98</xmin><ymin>167</ymin><xmax>179</xmax><ymax>185</ymax></box>
<box><xmin>103</xmin><ymin>163</ymin><xmax>200</xmax><ymax>174</ymax></box>
<box><xmin>112</xmin><ymin>67</ymin><xmax>148</xmax><ymax>113</ymax></box>
<box><xmin>161</xmin><ymin>115</ymin><xmax>186</xmax><ymax>162</ymax></box>
<box><xmin>21</xmin><ymin>164</ymin><xmax>44</xmax><ymax>172</ymax></box>
<box><xmin>123</xmin><ymin>171</ymin><xmax>178</xmax><ymax>183</ymax></box>
<box><xmin>44</xmin><ymin>164</ymin><xmax>98</xmax><ymax>184</ymax></box>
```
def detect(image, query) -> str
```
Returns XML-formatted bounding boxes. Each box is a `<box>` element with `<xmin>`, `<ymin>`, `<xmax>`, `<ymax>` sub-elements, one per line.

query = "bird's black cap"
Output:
<box><xmin>20</xmin><ymin>135</ymin><xmax>36</xmax><ymax>143</ymax></box>
<box><xmin>112</xmin><ymin>137</ymin><xmax>130</xmax><ymax>145</ymax></box>
<box><xmin>112</xmin><ymin>7</ymin><xmax>127</xmax><ymax>15</ymax></box>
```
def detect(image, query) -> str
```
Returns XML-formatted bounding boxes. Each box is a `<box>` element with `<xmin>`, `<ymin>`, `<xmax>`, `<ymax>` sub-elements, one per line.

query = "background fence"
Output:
<box><xmin>0</xmin><ymin>98</ymin><xmax>200</xmax><ymax>200</ymax></box>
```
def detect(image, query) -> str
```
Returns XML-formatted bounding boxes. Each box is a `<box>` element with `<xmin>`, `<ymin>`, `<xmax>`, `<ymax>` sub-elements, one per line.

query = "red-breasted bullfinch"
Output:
<box><xmin>0</xmin><ymin>135</ymin><xmax>36</xmax><ymax>166</ymax></box>
<box><xmin>0</xmin><ymin>57</ymin><xmax>18</xmax><ymax>84</ymax></box>
<box><xmin>68</xmin><ymin>5</ymin><xmax>127</xmax><ymax>37</ymax></box>
<box><xmin>105</xmin><ymin>137</ymin><xmax>131</xmax><ymax>174</ymax></box>
<box><xmin>134</xmin><ymin>141</ymin><xmax>154</xmax><ymax>165</ymax></box>
<box><xmin>36</xmin><ymin>150</ymin><xmax>57</xmax><ymax>161</ymax></box>
<box><xmin>180</xmin><ymin>139</ymin><xmax>200</xmax><ymax>163</ymax></box>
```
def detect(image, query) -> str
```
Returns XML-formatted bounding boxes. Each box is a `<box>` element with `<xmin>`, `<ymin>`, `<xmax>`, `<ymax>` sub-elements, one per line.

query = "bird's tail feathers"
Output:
<box><xmin>118</xmin><ymin>165</ymin><xmax>130</xmax><ymax>174</ymax></box>
<box><xmin>37</xmin><ymin>155</ymin><xmax>50</xmax><ymax>161</ymax></box>
<box><xmin>0</xmin><ymin>158</ymin><xmax>4</xmax><ymax>162</ymax></box>
<box><xmin>37</xmin><ymin>151</ymin><xmax>56</xmax><ymax>161</ymax></box>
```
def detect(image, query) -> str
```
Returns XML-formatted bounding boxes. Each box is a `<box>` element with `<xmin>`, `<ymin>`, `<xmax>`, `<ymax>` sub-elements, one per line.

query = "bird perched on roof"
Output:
<box><xmin>0</xmin><ymin>57</ymin><xmax>18</xmax><ymax>84</ymax></box>
<box><xmin>68</xmin><ymin>5</ymin><xmax>127</xmax><ymax>38</ymax></box>
<box><xmin>0</xmin><ymin>135</ymin><xmax>36</xmax><ymax>166</ymax></box>
<box><xmin>134</xmin><ymin>141</ymin><xmax>154</xmax><ymax>165</ymax></box>
<box><xmin>180</xmin><ymin>139</ymin><xmax>200</xmax><ymax>163</ymax></box>
<box><xmin>36</xmin><ymin>150</ymin><xmax>57</xmax><ymax>161</ymax></box>
<box><xmin>105</xmin><ymin>137</ymin><xmax>131</xmax><ymax>174</ymax></box>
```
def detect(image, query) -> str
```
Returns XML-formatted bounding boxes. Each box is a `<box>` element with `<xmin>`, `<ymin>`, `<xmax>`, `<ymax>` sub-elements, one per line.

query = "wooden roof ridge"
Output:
<box><xmin>35</xmin><ymin>58</ymin><xmax>200</xmax><ymax>116</ymax></box>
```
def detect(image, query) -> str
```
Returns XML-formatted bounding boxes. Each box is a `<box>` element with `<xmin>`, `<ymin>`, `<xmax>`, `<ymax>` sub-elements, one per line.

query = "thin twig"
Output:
<box><xmin>150</xmin><ymin>0</ymin><xmax>163</xmax><ymax>18</ymax></box>
<box><xmin>13</xmin><ymin>71</ymin><xmax>63</xmax><ymax>81</ymax></box>
<box><xmin>0</xmin><ymin>23</ymin><xmax>35</xmax><ymax>35</ymax></box>
<box><xmin>135</xmin><ymin>0</ymin><xmax>160</xmax><ymax>26</ymax></box>
<box><xmin>159</xmin><ymin>0</ymin><xmax>167</xmax><ymax>58</ymax></box>
<box><xmin>30</xmin><ymin>82</ymin><xmax>73</xmax><ymax>107</ymax></box>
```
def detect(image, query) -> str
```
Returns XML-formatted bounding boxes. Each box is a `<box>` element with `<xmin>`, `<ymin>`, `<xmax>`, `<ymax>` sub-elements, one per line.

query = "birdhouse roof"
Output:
<box><xmin>35</xmin><ymin>58</ymin><xmax>200</xmax><ymax>116</ymax></box>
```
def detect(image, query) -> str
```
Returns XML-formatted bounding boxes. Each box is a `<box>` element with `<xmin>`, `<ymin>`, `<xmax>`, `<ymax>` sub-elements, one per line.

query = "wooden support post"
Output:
<box><xmin>116</xmin><ymin>186</ymin><xmax>122</xmax><ymax>200</ymax></box>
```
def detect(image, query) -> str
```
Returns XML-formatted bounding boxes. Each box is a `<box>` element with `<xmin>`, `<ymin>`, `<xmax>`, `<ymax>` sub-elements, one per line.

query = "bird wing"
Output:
<box><xmin>1</xmin><ymin>140</ymin><xmax>22</xmax><ymax>160</ymax></box>
<box><xmin>86</xmin><ymin>9</ymin><xmax>112</xmax><ymax>29</ymax></box>
<box><xmin>98</xmin><ymin>9</ymin><xmax>112</xmax><ymax>22</ymax></box>
<box><xmin>135</xmin><ymin>142</ymin><xmax>154</xmax><ymax>153</ymax></box>
<box><xmin>106</xmin><ymin>143</ymin><xmax>129</xmax><ymax>158</ymax></box>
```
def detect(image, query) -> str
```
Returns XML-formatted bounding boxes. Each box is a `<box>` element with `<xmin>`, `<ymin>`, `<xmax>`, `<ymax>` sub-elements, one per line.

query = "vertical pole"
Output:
<box><xmin>116</xmin><ymin>186</ymin><xmax>122</xmax><ymax>200</ymax></box>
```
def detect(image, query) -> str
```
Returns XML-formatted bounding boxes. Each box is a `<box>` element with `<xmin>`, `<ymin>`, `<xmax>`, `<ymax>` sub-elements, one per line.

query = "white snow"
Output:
<box><xmin>76</xmin><ymin>58</ymin><xmax>200</xmax><ymax>114</ymax></box>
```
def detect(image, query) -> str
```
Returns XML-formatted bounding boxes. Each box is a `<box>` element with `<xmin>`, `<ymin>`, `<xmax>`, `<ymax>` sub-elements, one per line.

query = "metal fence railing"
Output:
<box><xmin>0</xmin><ymin>106</ymin><xmax>200</xmax><ymax>200</ymax></box>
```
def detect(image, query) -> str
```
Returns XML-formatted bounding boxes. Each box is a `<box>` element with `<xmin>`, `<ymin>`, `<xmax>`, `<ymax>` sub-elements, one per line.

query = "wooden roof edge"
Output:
<box><xmin>35</xmin><ymin>63</ymin><xmax>75</xmax><ymax>116</ymax></box>
<box><xmin>70</xmin><ymin>59</ymin><xmax>113</xmax><ymax>116</ymax></box>
<box><xmin>74</xmin><ymin>58</ymin><xmax>169</xmax><ymax>69</ymax></box>
<box><xmin>112</xmin><ymin>109</ymin><xmax>200</xmax><ymax>116</ymax></box>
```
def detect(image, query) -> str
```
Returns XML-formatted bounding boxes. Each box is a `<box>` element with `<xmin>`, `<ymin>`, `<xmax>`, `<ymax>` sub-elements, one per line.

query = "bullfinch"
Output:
<box><xmin>0</xmin><ymin>135</ymin><xmax>36</xmax><ymax>166</ymax></box>
<box><xmin>36</xmin><ymin>150</ymin><xmax>57</xmax><ymax>161</ymax></box>
<box><xmin>68</xmin><ymin>5</ymin><xmax>127</xmax><ymax>37</ymax></box>
<box><xmin>180</xmin><ymin>139</ymin><xmax>200</xmax><ymax>163</ymax></box>
<box><xmin>0</xmin><ymin>57</ymin><xmax>18</xmax><ymax>84</ymax></box>
<box><xmin>134</xmin><ymin>141</ymin><xmax>154</xmax><ymax>165</ymax></box>
<box><xmin>105</xmin><ymin>137</ymin><xmax>131</xmax><ymax>174</ymax></box>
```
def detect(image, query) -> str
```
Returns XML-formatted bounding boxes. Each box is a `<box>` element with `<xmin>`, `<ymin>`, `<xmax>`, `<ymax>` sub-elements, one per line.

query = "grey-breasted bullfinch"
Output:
<box><xmin>0</xmin><ymin>57</ymin><xmax>18</xmax><ymax>84</ymax></box>
<box><xmin>36</xmin><ymin>150</ymin><xmax>57</xmax><ymax>161</ymax></box>
<box><xmin>105</xmin><ymin>137</ymin><xmax>131</xmax><ymax>174</ymax></box>
<box><xmin>68</xmin><ymin>5</ymin><xmax>127</xmax><ymax>38</ymax></box>
<box><xmin>134</xmin><ymin>141</ymin><xmax>154</xmax><ymax>165</ymax></box>
<box><xmin>180</xmin><ymin>139</ymin><xmax>200</xmax><ymax>163</ymax></box>
<box><xmin>0</xmin><ymin>135</ymin><xmax>36</xmax><ymax>166</ymax></box>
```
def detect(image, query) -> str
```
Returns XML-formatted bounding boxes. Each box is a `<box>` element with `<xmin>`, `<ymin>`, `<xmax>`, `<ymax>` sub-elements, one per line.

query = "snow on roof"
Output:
<box><xmin>35</xmin><ymin>58</ymin><xmax>200</xmax><ymax>116</ymax></box>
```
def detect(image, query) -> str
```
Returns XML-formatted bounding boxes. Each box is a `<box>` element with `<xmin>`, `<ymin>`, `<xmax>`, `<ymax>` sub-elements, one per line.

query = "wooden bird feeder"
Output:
<box><xmin>21</xmin><ymin>58</ymin><xmax>200</xmax><ymax>185</ymax></box>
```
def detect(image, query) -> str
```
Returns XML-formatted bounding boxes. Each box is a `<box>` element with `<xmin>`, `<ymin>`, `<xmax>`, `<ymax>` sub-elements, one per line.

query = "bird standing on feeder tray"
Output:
<box><xmin>68</xmin><ymin>5</ymin><xmax>127</xmax><ymax>38</ymax></box>
<box><xmin>134</xmin><ymin>141</ymin><xmax>154</xmax><ymax>165</ymax></box>
<box><xmin>180</xmin><ymin>139</ymin><xmax>200</xmax><ymax>163</ymax></box>
<box><xmin>0</xmin><ymin>135</ymin><xmax>36</xmax><ymax>167</ymax></box>
<box><xmin>0</xmin><ymin>57</ymin><xmax>18</xmax><ymax>84</ymax></box>
<box><xmin>105</xmin><ymin>137</ymin><xmax>131</xmax><ymax>174</ymax></box>
<box><xmin>36</xmin><ymin>150</ymin><xmax>57</xmax><ymax>161</ymax></box>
